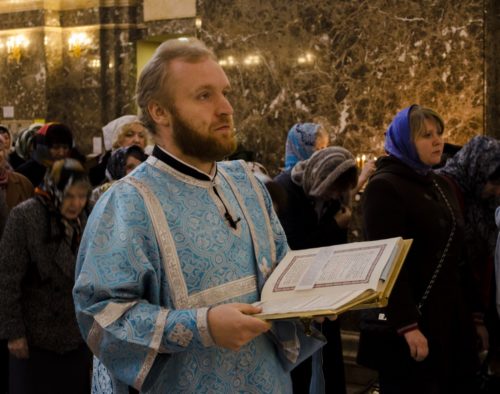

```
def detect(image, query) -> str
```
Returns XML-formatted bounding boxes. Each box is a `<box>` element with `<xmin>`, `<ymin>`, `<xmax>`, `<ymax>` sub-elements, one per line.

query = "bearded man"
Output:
<box><xmin>73</xmin><ymin>39</ymin><xmax>325</xmax><ymax>394</ymax></box>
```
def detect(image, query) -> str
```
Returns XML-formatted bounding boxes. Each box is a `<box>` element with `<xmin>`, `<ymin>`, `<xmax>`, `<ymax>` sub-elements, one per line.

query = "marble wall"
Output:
<box><xmin>196</xmin><ymin>0</ymin><xmax>486</xmax><ymax>173</ymax></box>
<box><xmin>0</xmin><ymin>0</ymin><xmax>497</xmax><ymax>171</ymax></box>
<box><xmin>0</xmin><ymin>4</ymin><xmax>139</xmax><ymax>153</ymax></box>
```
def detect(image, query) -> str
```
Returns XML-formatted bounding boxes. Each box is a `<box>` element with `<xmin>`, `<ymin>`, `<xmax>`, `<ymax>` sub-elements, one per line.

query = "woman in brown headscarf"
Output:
<box><xmin>0</xmin><ymin>158</ymin><xmax>92</xmax><ymax>394</ymax></box>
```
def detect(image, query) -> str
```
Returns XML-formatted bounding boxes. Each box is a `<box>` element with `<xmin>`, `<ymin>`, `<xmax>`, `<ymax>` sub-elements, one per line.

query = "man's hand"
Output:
<box><xmin>314</xmin><ymin>315</ymin><xmax>338</xmax><ymax>323</ymax></box>
<box><xmin>208</xmin><ymin>303</ymin><xmax>271</xmax><ymax>351</ymax></box>
<box><xmin>357</xmin><ymin>160</ymin><xmax>376</xmax><ymax>188</ymax></box>
<box><xmin>404</xmin><ymin>329</ymin><xmax>428</xmax><ymax>362</ymax></box>
<box><xmin>475</xmin><ymin>324</ymin><xmax>489</xmax><ymax>351</ymax></box>
<box><xmin>8</xmin><ymin>337</ymin><xmax>29</xmax><ymax>359</ymax></box>
<box><xmin>334</xmin><ymin>206</ymin><xmax>352</xmax><ymax>229</ymax></box>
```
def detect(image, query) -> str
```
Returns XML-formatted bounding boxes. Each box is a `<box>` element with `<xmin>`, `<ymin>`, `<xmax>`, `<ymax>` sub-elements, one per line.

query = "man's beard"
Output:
<box><xmin>171</xmin><ymin>107</ymin><xmax>237</xmax><ymax>162</ymax></box>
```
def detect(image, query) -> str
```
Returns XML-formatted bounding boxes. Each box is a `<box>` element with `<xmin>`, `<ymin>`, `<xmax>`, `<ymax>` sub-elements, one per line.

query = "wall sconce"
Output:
<box><xmin>297</xmin><ymin>52</ymin><xmax>315</xmax><ymax>65</ymax></box>
<box><xmin>194</xmin><ymin>18</ymin><xmax>202</xmax><ymax>38</ymax></box>
<box><xmin>219</xmin><ymin>56</ymin><xmax>237</xmax><ymax>67</ymax></box>
<box><xmin>68</xmin><ymin>32</ymin><xmax>91</xmax><ymax>57</ymax></box>
<box><xmin>243</xmin><ymin>55</ymin><xmax>261</xmax><ymax>66</ymax></box>
<box><xmin>6</xmin><ymin>35</ymin><xmax>29</xmax><ymax>64</ymax></box>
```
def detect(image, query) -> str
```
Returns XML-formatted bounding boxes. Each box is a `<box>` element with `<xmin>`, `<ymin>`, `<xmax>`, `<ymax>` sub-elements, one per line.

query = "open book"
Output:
<box><xmin>254</xmin><ymin>237</ymin><xmax>412</xmax><ymax>320</ymax></box>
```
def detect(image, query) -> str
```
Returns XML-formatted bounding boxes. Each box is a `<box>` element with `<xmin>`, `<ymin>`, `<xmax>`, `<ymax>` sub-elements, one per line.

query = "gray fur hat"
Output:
<box><xmin>291</xmin><ymin>146</ymin><xmax>356</xmax><ymax>199</ymax></box>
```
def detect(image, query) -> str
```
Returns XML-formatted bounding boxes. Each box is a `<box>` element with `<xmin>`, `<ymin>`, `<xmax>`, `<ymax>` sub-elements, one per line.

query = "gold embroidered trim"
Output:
<box><xmin>281</xmin><ymin>339</ymin><xmax>300</xmax><ymax>363</ymax></box>
<box><xmin>189</xmin><ymin>275</ymin><xmax>257</xmax><ymax>308</ymax></box>
<box><xmin>151</xmin><ymin>308</ymin><xmax>169</xmax><ymax>350</ymax></box>
<box><xmin>168</xmin><ymin>323</ymin><xmax>194</xmax><ymax>347</ymax></box>
<box><xmin>93</xmin><ymin>301</ymin><xmax>138</xmax><ymax>328</ymax></box>
<box><xmin>241</xmin><ymin>161</ymin><xmax>277</xmax><ymax>264</ymax></box>
<box><xmin>87</xmin><ymin>321</ymin><xmax>103</xmax><ymax>358</ymax></box>
<box><xmin>133</xmin><ymin>308</ymin><xmax>169</xmax><ymax>390</ymax></box>
<box><xmin>218</xmin><ymin>165</ymin><xmax>263</xmax><ymax>267</ymax></box>
<box><xmin>124</xmin><ymin>177</ymin><xmax>189</xmax><ymax>309</ymax></box>
<box><xmin>197</xmin><ymin>307</ymin><xmax>215</xmax><ymax>347</ymax></box>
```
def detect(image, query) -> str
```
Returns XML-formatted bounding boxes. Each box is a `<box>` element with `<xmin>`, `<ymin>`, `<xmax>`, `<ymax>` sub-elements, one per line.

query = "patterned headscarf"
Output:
<box><xmin>291</xmin><ymin>146</ymin><xmax>356</xmax><ymax>202</ymax></box>
<box><xmin>384</xmin><ymin>105</ymin><xmax>433</xmax><ymax>175</ymax></box>
<box><xmin>284</xmin><ymin>123</ymin><xmax>321</xmax><ymax>171</ymax></box>
<box><xmin>105</xmin><ymin>145</ymin><xmax>147</xmax><ymax>181</ymax></box>
<box><xmin>36</xmin><ymin>158</ymin><xmax>90</xmax><ymax>252</ymax></box>
<box><xmin>14</xmin><ymin>123</ymin><xmax>43</xmax><ymax>160</ymax></box>
<box><xmin>438</xmin><ymin>136</ymin><xmax>500</xmax><ymax>252</ymax></box>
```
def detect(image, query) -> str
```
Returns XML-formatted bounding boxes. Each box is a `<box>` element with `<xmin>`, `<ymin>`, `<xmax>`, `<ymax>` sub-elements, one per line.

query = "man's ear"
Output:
<box><xmin>148</xmin><ymin>100</ymin><xmax>171</xmax><ymax>127</ymax></box>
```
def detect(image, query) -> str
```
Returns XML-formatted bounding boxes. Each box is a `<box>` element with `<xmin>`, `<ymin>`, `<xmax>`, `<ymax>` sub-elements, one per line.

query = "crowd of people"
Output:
<box><xmin>0</xmin><ymin>38</ymin><xmax>499</xmax><ymax>394</ymax></box>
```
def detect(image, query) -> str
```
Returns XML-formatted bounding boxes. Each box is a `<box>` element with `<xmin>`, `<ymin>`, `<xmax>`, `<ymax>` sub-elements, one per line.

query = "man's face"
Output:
<box><xmin>165</xmin><ymin>57</ymin><xmax>237</xmax><ymax>162</ymax></box>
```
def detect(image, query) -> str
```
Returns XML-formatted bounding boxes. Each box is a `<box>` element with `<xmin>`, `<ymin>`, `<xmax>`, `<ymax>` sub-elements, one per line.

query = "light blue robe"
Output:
<box><xmin>74</xmin><ymin>156</ymin><xmax>325</xmax><ymax>393</ymax></box>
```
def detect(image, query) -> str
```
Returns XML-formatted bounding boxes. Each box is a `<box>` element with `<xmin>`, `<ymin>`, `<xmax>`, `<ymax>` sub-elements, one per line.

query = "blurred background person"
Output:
<box><xmin>0</xmin><ymin>158</ymin><xmax>92</xmax><ymax>394</ymax></box>
<box><xmin>7</xmin><ymin>124</ymin><xmax>43</xmax><ymax>170</ymax></box>
<box><xmin>438</xmin><ymin>135</ymin><xmax>500</xmax><ymax>379</ymax></box>
<box><xmin>0</xmin><ymin>134</ymin><xmax>33</xmax><ymax>394</ymax></box>
<box><xmin>0</xmin><ymin>125</ymin><xmax>12</xmax><ymax>157</ymax></box>
<box><xmin>284</xmin><ymin>122</ymin><xmax>329</xmax><ymax>171</ymax></box>
<box><xmin>16</xmin><ymin>123</ymin><xmax>73</xmax><ymax>188</ymax></box>
<box><xmin>91</xmin><ymin>144</ymin><xmax>147</xmax><ymax>203</ymax></box>
<box><xmin>89</xmin><ymin>115</ymin><xmax>149</xmax><ymax>186</ymax></box>
<box><xmin>0</xmin><ymin>134</ymin><xmax>33</xmax><ymax>212</ymax></box>
<box><xmin>0</xmin><ymin>192</ymin><xmax>6</xmax><ymax>237</ymax></box>
<box><xmin>275</xmin><ymin>146</ymin><xmax>359</xmax><ymax>394</ymax></box>
<box><xmin>357</xmin><ymin>105</ymin><xmax>481</xmax><ymax>393</ymax></box>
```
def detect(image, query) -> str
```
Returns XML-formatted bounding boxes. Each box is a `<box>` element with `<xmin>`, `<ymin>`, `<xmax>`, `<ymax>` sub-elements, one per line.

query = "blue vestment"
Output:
<box><xmin>74</xmin><ymin>152</ymin><xmax>325</xmax><ymax>393</ymax></box>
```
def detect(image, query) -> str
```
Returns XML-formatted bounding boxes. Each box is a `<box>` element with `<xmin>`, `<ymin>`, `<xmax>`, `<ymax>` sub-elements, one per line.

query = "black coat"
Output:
<box><xmin>274</xmin><ymin>170</ymin><xmax>347</xmax><ymax>249</ymax></box>
<box><xmin>274</xmin><ymin>170</ymin><xmax>347</xmax><ymax>394</ymax></box>
<box><xmin>357</xmin><ymin>156</ymin><xmax>478</xmax><ymax>387</ymax></box>
<box><xmin>15</xmin><ymin>160</ymin><xmax>46</xmax><ymax>188</ymax></box>
<box><xmin>0</xmin><ymin>198</ymin><xmax>87</xmax><ymax>354</ymax></box>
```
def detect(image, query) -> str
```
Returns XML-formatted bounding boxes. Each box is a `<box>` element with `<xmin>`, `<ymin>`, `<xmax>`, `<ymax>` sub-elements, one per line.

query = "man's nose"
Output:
<box><xmin>217</xmin><ymin>95</ymin><xmax>233</xmax><ymax>116</ymax></box>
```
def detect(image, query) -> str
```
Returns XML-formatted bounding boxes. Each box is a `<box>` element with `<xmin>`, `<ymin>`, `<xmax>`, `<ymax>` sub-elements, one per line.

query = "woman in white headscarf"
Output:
<box><xmin>89</xmin><ymin>115</ymin><xmax>149</xmax><ymax>186</ymax></box>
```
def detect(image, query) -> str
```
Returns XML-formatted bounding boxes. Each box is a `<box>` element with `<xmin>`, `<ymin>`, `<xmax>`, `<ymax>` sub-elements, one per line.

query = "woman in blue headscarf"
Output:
<box><xmin>356</xmin><ymin>105</ymin><xmax>481</xmax><ymax>393</ymax></box>
<box><xmin>284</xmin><ymin>123</ymin><xmax>329</xmax><ymax>171</ymax></box>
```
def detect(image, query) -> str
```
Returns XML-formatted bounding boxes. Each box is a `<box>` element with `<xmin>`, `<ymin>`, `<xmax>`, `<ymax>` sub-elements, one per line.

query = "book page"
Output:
<box><xmin>255</xmin><ymin>237</ymin><xmax>408</xmax><ymax>319</ymax></box>
<box><xmin>274</xmin><ymin>243</ymin><xmax>389</xmax><ymax>294</ymax></box>
<box><xmin>254</xmin><ymin>289</ymin><xmax>368</xmax><ymax>315</ymax></box>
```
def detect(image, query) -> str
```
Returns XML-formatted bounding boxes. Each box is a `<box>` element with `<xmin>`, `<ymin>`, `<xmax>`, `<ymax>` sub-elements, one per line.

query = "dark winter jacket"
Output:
<box><xmin>0</xmin><ymin>198</ymin><xmax>88</xmax><ymax>354</ymax></box>
<box><xmin>274</xmin><ymin>170</ymin><xmax>347</xmax><ymax>249</ymax></box>
<box><xmin>357</xmin><ymin>155</ymin><xmax>478</xmax><ymax>377</ymax></box>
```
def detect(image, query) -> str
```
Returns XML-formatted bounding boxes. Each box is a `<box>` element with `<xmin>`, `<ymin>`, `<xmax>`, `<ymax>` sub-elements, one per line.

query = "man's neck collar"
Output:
<box><xmin>152</xmin><ymin>145</ymin><xmax>216</xmax><ymax>181</ymax></box>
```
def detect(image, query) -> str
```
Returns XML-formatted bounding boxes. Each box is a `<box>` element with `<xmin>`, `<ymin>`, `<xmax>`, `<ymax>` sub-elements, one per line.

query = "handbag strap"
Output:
<box><xmin>417</xmin><ymin>178</ymin><xmax>457</xmax><ymax>312</ymax></box>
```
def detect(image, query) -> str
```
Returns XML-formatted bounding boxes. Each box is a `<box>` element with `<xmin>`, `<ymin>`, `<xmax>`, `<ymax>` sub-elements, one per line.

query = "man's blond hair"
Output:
<box><xmin>136</xmin><ymin>38</ymin><xmax>216</xmax><ymax>135</ymax></box>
